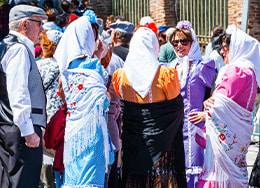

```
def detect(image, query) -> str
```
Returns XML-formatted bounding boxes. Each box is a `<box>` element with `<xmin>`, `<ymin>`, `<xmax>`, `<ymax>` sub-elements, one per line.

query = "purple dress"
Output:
<box><xmin>180</xmin><ymin>59</ymin><xmax>215</xmax><ymax>188</ymax></box>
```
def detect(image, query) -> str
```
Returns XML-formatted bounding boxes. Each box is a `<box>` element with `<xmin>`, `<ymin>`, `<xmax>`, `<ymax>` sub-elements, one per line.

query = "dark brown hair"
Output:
<box><xmin>211</xmin><ymin>25</ymin><xmax>224</xmax><ymax>37</ymax></box>
<box><xmin>46</xmin><ymin>10</ymin><xmax>56</xmax><ymax>22</ymax></box>
<box><xmin>218</xmin><ymin>33</ymin><xmax>231</xmax><ymax>47</ymax></box>
<box><xmin>170</xmin><ymin>28</ymin><xmax>193</xmax><ymax>43</ymax></box>
<box><xmin>114</xmin><ymin>30</ymin><xmax>133</xmax><ymax>44</ymax></box>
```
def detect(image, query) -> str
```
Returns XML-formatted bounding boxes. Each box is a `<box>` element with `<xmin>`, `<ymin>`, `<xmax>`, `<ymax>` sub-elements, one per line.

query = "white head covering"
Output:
<box><xmin>46</xmin><ymin>30</ymin><xmax>63</xmax><ymax>45</ymax></box>
<box><xmin>170</xmin><ymin>23</ymin><xmax>202</xmax><ymax>88</ymax></box>
<box><xmin>124</xmin><ymin>27</ymin><xmax>159</xmax><ymax>98</ymax></box>
<box><xmin>139</xmin><ymin>16</ymin><xmax>154</xmax><ymax>25</ymax></box>
<box><xmin>54</xmin><ymin>16</ymin><xmax>95</xmax><ymax>72</ymax></box>
<box><xmin>216</xmin><ymin>25</ymin><xmax>260</xmax><ymax>86</ymax></box>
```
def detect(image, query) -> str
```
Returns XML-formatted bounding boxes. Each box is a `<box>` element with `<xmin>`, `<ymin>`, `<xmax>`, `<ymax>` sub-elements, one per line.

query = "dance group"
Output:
<box><xmin>0</xmin><ymin>3</ymin><xmax>260</xmax><ymax>188</ymax></box>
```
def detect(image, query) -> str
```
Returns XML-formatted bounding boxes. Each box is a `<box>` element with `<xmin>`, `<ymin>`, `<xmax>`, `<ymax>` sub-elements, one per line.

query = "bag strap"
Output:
<box><xmin>44</xmin><ymin>72</ymin><xmax>59</xmax><ymax>92</ymax></box>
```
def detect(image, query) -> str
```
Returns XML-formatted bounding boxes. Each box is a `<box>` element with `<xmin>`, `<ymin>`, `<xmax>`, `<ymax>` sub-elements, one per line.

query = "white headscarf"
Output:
<box><xmin>124</xmin><ymin>27</ymin><xmax>159</xmax><ymax>98</ymax></box>
<box><xmin>170</xmin><ymin>28</ymin><xmax>202</xmax><ymax>88</ymax></box>
<box><xmin>54</xmin><ymin>16</ymin><xmax>95</xmax><ymax>72</ymax></box>
<box><xmin>216</xmin><ymin>25</ymin><xmax>260</xmax><ymax>86</ymax></box>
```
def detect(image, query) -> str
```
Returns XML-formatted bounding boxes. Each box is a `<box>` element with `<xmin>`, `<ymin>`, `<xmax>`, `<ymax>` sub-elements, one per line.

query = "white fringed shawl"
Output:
<box><xmin>200</xmin><ymin>93</ymin><xmax>253</xmax><ymax>188</ymax></box>
<box><xmin>61</xmin><ymin>68</ymin><xmax>110</xmax><ymax>172</ymax></box>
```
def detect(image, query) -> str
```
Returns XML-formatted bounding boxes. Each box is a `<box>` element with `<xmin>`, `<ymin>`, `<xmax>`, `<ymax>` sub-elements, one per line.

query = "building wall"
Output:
<box><xmin>88</xmin><ymin>0</ymin><xmax>112</xmax><ymax>22</ymax></box>
<box><xmin>92</xmin><ymin>0</ymin><xmax>260</xmax><ymax>41</ymax></box>
<box><xmin>248</xmin><ymin>0</ymin><xmax>260</xmax><ymax>41</ymax></box>
<box><xmin>228</xmin><ymin>0</ymin><xmax>243</xmax><ymax>27</ymax></box>
<box><xmin>228</xmin><ymin>0</ymin><xmax>260</xmax><ymax>41</ymax></box>
<box><xmin>149</xmin><ymin>0</ymin><xmax>178</xmax><ymax>27</ymax></box>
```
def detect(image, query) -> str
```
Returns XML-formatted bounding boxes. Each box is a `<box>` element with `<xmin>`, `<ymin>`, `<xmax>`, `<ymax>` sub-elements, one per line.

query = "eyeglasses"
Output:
<box><xmin>27</xmin><ymin>19</ymin><xmax>42</xmax><ymax>26</ymax></box>
<box><xmin>172</xmin><ymin>38</ymin><xmax>190</xmax><ymax>47</ymax></box>
<box><xmin>221</xmin><ymin>44</ymin><xmax>229</xmax><ymax>51</ymax></box>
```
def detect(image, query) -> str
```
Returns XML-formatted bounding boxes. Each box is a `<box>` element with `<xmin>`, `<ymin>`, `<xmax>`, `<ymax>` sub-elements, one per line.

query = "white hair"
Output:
<box><xmin>9</xmin><ymin>17</ymin><xmax>32</xmax><ymax>31</ymax></box>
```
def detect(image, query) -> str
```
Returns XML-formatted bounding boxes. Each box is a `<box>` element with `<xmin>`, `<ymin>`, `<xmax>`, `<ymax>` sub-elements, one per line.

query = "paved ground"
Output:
<box><xmin>247</xmin><ymin>141</ymin><xmax>259</xmax><ymax>180</ymax></box>
<box><xmin>38</xmin><ymin>137</ymin><xmax>259</xmax><ymax>188</ymax></box>
<box><xmin>247</xmin><ymin>133</ymin><xmax>259</xmax><ymax>182</ymax></box>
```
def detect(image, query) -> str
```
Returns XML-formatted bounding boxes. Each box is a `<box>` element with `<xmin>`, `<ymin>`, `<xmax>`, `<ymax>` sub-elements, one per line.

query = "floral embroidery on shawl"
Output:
<box><xmin>208</xmin><ymin>114</ymin><xmax>238</xmax><ymax>154</ymax></box>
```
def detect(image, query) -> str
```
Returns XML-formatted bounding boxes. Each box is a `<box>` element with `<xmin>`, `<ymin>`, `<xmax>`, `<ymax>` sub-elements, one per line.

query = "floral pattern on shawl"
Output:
<box><xmin>208</xmin><ymin>112</ymin><xmax>238</xmax><ymax>155</ymax></box>
<box><xmin>206</xmin><ymin>112</ymin><xmax>248</xmax><ymax>177</ymax></box>
<box><xmin>199</xmin><ymin>94</ymin><xmax>253</xmax><ymax>187</ymax></box>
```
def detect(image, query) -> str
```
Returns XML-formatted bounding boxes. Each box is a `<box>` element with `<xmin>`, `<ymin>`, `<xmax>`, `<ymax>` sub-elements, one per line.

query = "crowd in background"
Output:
<box><xmin>0</xmin><ymin>0</ymin><xmax>260</xmax><ymax>188</ymax></box>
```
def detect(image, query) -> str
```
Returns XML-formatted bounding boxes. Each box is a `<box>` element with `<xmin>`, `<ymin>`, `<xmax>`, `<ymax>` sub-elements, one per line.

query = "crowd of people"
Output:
<box><xmin>0</xmin><ymin>1</ymin><xmax>260</xmax><ymax>188</ymax></box>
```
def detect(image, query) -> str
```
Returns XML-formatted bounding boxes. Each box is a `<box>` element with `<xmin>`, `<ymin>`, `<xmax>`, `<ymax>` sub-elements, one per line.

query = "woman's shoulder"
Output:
<box><xmin>112</xmin><ymin>68</ymin><xmax>124</xmax><ymax>98</ymax></box>
<box><xmin>226</xmin><ymin>65</ymin><xmax>255</xmax><ymax>79</ymax></box>
<box><xmin>113</xmin><ymin>68</ymin><xmax>124</xmax><ymax>77</ymax></box>
<box><xmin>158</xmin><ymin>66</ymin><xmax>178</xmax><ymax>82</ymax></box>
<box><xmin>113</xmin><ymin>68</ymin><xmax>124</xmax><ymax>86</ymax></box>
<box><xmin>198</xmin><ymin>58</ymin><xmax>215</xmax><ymax>69</ymax></box>
<box><xmin>159</xmin><ymin>65</ymin><xmax>177</xmax><ymax>75</ymax></box>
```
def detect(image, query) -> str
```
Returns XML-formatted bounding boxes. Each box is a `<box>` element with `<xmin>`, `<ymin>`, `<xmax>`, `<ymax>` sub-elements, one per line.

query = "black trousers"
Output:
<box><xmin>108</xmin><ymin>152</ymin><xmax>119</xmax><ymax>188</ymax></box>
<box><xmin>0</xmin><ymin>124</ymin><xmax>43</xmax><ymax>188</ymax></box>
<box><xmin>17</xmin><ymin>125</ymin><xmax>43</xmax><ymax>188</ymax></box>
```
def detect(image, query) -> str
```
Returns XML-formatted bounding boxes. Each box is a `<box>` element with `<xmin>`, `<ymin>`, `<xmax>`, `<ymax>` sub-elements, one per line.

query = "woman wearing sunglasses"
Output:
<box><xmin>169</xmin><ymin>21</ymin><xmax>216</xmax><ymax>188</ymax></box>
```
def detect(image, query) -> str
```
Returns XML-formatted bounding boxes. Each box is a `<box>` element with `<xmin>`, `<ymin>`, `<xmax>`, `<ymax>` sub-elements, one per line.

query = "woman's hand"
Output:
<box><xmin>188</xmin><ymin>111</ymin><xmax>206</xmax><ymax>124</ymax></box>
<box><xmin>101</xmin><ymin>44</ymin><xmax>113</xmax><ymax>68</ymax></box>
<box><xmin>93</xmin><ymin>39</ymin><xmax>104</xmax><ymax>60</ymax></box>
<box><xmin>203</xmin><ymin>97</ymin><xmax>215</xmax><ymax>111</ymax></box>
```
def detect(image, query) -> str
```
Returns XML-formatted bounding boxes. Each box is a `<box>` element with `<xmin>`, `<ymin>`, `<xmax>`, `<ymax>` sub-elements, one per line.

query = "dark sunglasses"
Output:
<box><xmin>172</xmin><ymin>38</ymin><xmax>190</xmax><ymax>47</ymax></box>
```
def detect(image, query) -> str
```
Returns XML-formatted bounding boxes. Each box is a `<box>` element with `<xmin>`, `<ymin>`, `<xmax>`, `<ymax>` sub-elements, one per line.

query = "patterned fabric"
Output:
<box><xmin>198</xmin><ymin>94</ymin><xmax>254</xmax><ymax>188</ymax></box>
<box><xmin>36</xmin><ymin>57</ymin><xmax>63</xmax><ymax>122</ymax></box>
<box><xmin>61</xmin><ymin>57</ymin><xmax>114</xmax><ymax>187</ymax></box>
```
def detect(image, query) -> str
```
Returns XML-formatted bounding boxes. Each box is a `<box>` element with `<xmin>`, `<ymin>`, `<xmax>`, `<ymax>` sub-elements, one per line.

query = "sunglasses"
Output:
<box><xmin>172</xmin><ymin>38</ymin><xmax>190</xmax><ymax>47</ymax></box>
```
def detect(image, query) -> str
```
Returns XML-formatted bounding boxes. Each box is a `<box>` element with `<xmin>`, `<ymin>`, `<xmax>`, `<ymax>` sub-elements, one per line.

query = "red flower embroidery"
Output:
<box><xmin>241</xmin><ymin>161</ymin><xmax>246</xmax><ymax>167</ymax></box>
<box><xmin>73</xmin><ymin>102</ymin><xmax>76</xmax><ymax>106</ymax></box>
<box><xmin>78</xmin><ymin>84</ymin><xmax>83</xmax><ymax>90</ymax></box>
<box><xmin>67</xmin><ymin>112</ymin><xmax>71</xmax><ymax>117</ymax></box>
<box><xmin>219</xmin><ymin>133</ymin><xmax>226</xmax><ymax>141</ymax></box>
